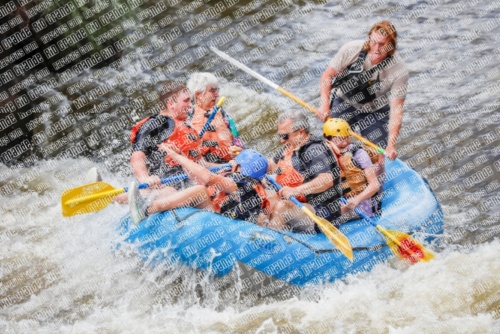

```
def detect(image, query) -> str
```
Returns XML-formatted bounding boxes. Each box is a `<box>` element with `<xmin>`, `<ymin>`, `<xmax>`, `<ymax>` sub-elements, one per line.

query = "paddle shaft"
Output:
<box><xmin>273</xmin><ymin>184</ymin><xmax>303</xmax><ymax>208</ymax></box>
<box><xmin>68</xmin><ymin>165</ymin><xmax>230</xmax><ymax>203</ymax></box>
<box><xmin>265</xmin><ymin>176</ymin><xmax>303</xmax><ymax>207</ymax></box>
<box><xmin>220</xmin><ymin>108</ymin><xmax>245</xmax><ymax>148</ymax></box>
<box><xmin>349</xmin><ymin>131</ymin><xmax>386</xmax><ymax>155</ymax></box>
<box><xmin>138</xmin><ymin>164</ymin><xmax>231</xmax><ymax>191</ymax></box>
<box><xmin>198</xmin><ymin>97</ymin><xmax>225</xmax><ymax>138</ymax></box>
<box><xmin>340</xmin><ymin>198</ymin><xmax>376</xmax><ymax>227</ymax></box>
<box><xmin>210</xmin><ymin>47</ymin><xmax>386</xmax><ymax>156</ymax></box>
<box><xmin>223</xmin><ymin>110</ymin><xmax>240</xmax><ymax>138</ymax></box>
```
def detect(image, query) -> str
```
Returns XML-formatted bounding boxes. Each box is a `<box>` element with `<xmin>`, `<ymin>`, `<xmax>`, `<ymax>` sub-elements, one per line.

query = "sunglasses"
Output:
<box><xmin>277</xmin><ymin>129</ymin><xmax>299</xmax><ymax>140</ymax></box>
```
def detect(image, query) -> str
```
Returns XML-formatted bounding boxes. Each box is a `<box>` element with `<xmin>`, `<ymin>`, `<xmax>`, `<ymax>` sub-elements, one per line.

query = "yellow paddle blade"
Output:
<box><xmin>301</xmin><ymin>207</ymin><xmax>354</xmax><ymax>261</ymax></box>
<box><xmin>61</xmin><ymin>182</ymin><xmax>125</xmax><ymax>217</ymax></box>
<box><xmin>376</xmin><ymin>225</ymin><xmax>435</xmax><ymax>263</ymax></box>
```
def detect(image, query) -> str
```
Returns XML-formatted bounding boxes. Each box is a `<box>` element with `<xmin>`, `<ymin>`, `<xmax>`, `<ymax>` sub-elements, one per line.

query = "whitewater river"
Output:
<box><xmin>0</xmin><ymin>0</ymin><xmax>499</xmax><ymax>333</ymax></box>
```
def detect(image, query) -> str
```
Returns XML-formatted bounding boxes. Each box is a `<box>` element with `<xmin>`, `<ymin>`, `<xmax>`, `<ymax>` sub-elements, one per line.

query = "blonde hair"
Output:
<box><xmin>363</xmin><ymin>20</ymin><xmax>398</xmax><ymax>56</ymax></box>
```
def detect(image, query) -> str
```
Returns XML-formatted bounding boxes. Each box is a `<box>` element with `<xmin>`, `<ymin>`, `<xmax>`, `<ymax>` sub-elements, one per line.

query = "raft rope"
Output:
<box><xmin>169</xmin><ymin>209</ymin><xmax>387</xmax><ymax>255</ymax></box>
<box><xmin>268</xmin><ymin>227</ymin><xmax>386</xmax><ymax>255</ymax></box>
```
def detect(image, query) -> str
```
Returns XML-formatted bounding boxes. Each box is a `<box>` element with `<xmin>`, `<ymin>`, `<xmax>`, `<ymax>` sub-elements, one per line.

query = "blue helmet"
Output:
<box><xmin>235</xmin><ymin>149</ymin><xmax>268</xmax><ymax>180</ymax></box>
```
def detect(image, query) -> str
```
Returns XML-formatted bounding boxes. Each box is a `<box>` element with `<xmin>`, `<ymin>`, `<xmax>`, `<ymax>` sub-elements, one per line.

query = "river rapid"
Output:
<box><xmin>0</xmin><ymin>0</ymin><xmax>499</xmax><ymax>333</ymax></box>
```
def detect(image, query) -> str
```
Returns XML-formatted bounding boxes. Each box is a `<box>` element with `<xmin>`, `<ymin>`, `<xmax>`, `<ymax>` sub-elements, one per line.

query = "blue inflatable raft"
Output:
<box><xmin>118</xmin><ymin>159</ymin><xmax>443</xmax><ymax>287</ymax></box>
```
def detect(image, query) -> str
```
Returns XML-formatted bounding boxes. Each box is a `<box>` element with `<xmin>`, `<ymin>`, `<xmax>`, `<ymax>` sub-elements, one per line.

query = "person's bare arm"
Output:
<box><xmin>386</xmin><ymin>98</ymin><xmax>404</xmax><ymax>160</ymax></box>
<box><xmin>130</xmin><ymin>151</ymin><xmax>161</xmax><ymax>185</ymax></box>
<box><xmin>297</xmin><ymin>172</ymin><xmax>334</xmax><ymax>194</ymax></box>
<box><xmin>318</xmin><ymin>67</ymin><xmax>338</xmax><ymax>121</ymax></box>
<box><xmin>279</xmin><ymin>172</ymin><xmax>333</xmax><ymax>198</ymax></box>
<box><xmin>159</xmin><ymin>144</ymin><xmax>237</xmax><ymax>193</ymax></box>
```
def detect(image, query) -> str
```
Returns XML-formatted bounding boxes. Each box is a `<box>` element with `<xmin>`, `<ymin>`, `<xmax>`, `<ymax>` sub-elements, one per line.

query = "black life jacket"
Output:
<box><xmin>214</xmin><ymin>173</ymin><xmax>269</xmax><ymax>223</ymax></box>
<box><xmin>332</xmin><ymin>49</ymin><xmax>393</xmax><ymax>105</ymax></box>
<box><xmin>291</xmin><ymin>138</ymin><xmax>342</xmax><ymax>205</ymax></box>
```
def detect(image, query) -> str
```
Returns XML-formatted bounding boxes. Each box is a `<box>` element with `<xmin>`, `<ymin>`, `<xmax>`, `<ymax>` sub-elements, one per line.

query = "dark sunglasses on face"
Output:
<box><xmin>278</xmin><ymin>133</ymin><xmax>290</xmax><ymax>140</ymax></box>
<box><xmin>277</xmin><ymin>129</ymin><xmax>299</xmax><ymax>140</ymax></box>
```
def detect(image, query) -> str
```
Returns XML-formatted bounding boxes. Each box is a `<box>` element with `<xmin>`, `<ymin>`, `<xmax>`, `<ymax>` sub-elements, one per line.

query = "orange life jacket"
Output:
<box><xmin>275</xmin><ymin>149</ymin><xmax>307</xmax><ymax>202</ymax></box>
<box><xmin>130</xmin><ymin>115</ymin><xmax>202</xmax><ymax>167</ymax></box>
<box><xmin>339</xmin><ymin>145</ymin><xmax>379</xmax><ymax>198</ymax></box>
<box><xmin>164</xmin><ymin>118</ymin><xmax>203</xmax><ymax>167</ymax></box>
<box><xmin>191</xmin><ymin>109</ymin><xmax>233</xmax><ymax>163</ymax></box>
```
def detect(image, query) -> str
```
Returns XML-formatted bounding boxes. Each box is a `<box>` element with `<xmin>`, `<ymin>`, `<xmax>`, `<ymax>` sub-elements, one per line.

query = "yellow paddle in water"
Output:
<box><xmin>62</xmin><ymin>165</ymin><xmax>230</xmax><ymax>217</ymax></box>
<box><xmin>266</xmin><ymin>176</ymin><xmax>353</xmax><ymax>261</ymax></box>
<box><xmin>340</xmin><ymin>198</ymin><xmax>434</xmax><ymax>263</ymax></box>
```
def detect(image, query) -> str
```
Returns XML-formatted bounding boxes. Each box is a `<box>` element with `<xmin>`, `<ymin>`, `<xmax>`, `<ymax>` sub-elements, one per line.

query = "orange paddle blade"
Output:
<box><xmin>377</xmin><ymin>226</ymin><xmax>435</xmax><ymax>263</ymax></box>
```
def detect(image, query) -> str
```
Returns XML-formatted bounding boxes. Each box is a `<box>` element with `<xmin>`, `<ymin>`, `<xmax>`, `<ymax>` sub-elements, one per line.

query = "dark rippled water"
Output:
<box><xmin>0</xmin><ymin>0</ymin><xmax>499</xmax><ymax>332</ymax></box>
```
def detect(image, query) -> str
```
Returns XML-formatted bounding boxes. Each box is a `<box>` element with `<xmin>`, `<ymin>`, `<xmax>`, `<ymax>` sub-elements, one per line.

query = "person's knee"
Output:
<box><xmin>274</xmin><ymin>201</ymin><xmax>299</xmax><ymax>221</ymax></box>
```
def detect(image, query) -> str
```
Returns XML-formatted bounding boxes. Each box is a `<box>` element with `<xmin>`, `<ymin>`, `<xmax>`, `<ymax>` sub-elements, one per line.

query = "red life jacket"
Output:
<box><xmin>275</xmin><ymin>149</ymin><xmax>306</xmax><ymax>202</ymax></box>
<box><xmin>130</xmin><ymin>115</ymin><xmax>202</xmax><ymax>166</ymax></box>
<box><xmin>191</xmin><ymin>109</ymin><xmax>233</xmax><ymax>162</ymax></box>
